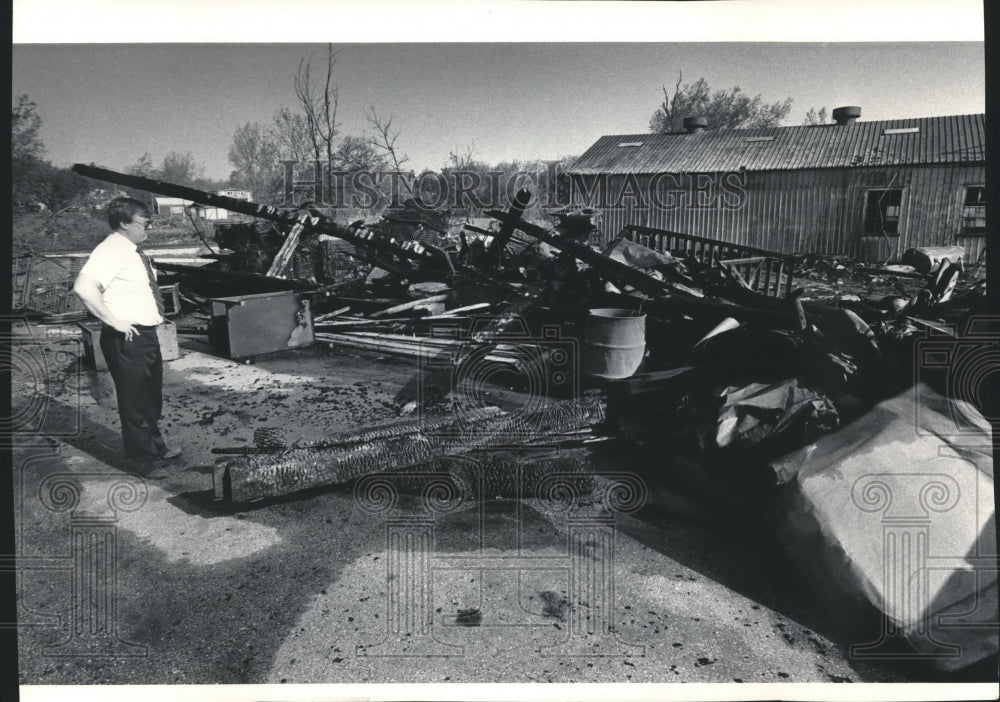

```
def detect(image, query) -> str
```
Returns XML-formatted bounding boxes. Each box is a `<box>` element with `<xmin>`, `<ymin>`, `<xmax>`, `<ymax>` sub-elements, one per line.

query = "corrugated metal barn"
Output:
<box><xmin>566</xmin><ymin>108</ymin><xmax>986</xmax><ymax>263</ymax></box>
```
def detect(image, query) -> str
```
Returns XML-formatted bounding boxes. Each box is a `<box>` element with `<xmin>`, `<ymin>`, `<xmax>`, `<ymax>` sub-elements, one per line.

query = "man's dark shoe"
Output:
<box><xmin>129</xmin><ymin>449</ymin><xmax>180</xmax><ymax>477</ymax></box>
<box><xmin>130</xmin><ymin>457</ymin><xmax>169</xmax><ymax>478</ymax></box>
<box><xmin>139</xmin><ymin>464</ymin><xmax>170</xmax><ymax>480</ymax></box>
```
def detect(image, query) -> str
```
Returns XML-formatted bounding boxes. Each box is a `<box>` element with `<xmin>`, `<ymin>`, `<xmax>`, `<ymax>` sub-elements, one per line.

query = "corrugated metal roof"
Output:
<box><xmin>567</xmin><ymin>114</ymin><xmax>985</xmax><ymax>174</ymax></box>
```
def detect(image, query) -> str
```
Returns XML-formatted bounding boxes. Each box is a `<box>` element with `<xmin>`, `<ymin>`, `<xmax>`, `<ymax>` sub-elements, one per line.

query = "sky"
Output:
<box><xmin>12</xmin><ymin>1</ymin><xmax>987</xmax><ymax>184</ymax></box>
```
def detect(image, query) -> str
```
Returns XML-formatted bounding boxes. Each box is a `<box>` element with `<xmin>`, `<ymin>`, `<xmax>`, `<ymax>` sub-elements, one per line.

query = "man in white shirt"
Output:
<box><xmin>74</xmin><ymin>197</ymin><xmax>181</xmax><ymax>473</ymax></box>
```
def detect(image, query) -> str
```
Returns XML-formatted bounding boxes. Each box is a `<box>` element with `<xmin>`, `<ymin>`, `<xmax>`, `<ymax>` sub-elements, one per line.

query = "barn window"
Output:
<box><xmin>962</xmin><ymin>186</ymin><xmax>986</xmax><ymax>233</ymax></box>
<box><xmin>863</xmin><ymin>188</ymin><xmax>902</xmax><ymax>235</ymax></box>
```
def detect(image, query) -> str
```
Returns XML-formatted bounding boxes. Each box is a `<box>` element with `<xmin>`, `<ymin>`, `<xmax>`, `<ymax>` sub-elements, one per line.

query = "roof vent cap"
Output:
<box><xmin>832</xmin><ymin>105</ymin><xmax>861</xmax><ymax>126</ymax></box>
<box><xmin>683</xmin><ymin>116</ymin><xmax>708</xmax><ymax>133</ymax></box>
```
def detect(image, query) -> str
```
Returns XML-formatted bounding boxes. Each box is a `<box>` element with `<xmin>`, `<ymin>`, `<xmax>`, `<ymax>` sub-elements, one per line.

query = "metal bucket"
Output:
<box><xmin>582</xmin><ymin>308</ymin><xmax>646</xmax><ymax>380</ymax></box>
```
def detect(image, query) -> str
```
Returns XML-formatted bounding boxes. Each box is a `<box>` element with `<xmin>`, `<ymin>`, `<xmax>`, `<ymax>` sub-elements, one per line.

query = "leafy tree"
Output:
<box><xmin>159</xmin><ymin>151</ymin><xmax>204</xmax><ymax>187</ymax></box>
<box><xmin>228</xmin><ymin>109</ymin><xmax>317</xmax><ymax>206</ymax></box>
<box><xmin>12</xmin><ymin>94</ymin><xmax>45</xmax><ymax>164</ymax></box>
<box><xmin>12</xmin><ymin>95</ymin><xmax>48</xmax><ymax>210</ymax></box>
<box><xmin>123</xmin><ymin>152</ymin><xmax>158</xmax><ymax>209</ymax></box>
<box><xmin>228</xmin><ymin>108</ymin><xmax>327</xmax><ymax>205</ymax></box>
<box><xmin>272</xmin><ymin>106</ymin><xmax>315</xmax><ymax>165</ymax></box>
<box><xmin>35</xmin><ymin>163</ymin><xmax>93</xmax><ymax>211</ymax></box>
<box><xmin>334</xmin><ymin>134</ymin><xmax>387</xmax><ymax>173</ymax></box>
<box><xmin>649</xmin><ymin>73</ymin><xmax>793</xmax><ymax>132</ymax></box>
<box><xmin>228</xmin><ymin>122</ymin><xmax>284</xmax><ymax>202</ymax></box>
<box><xmin>803</xmin><ymin>107</ymin><xmax>830</xmax><ymax>125</ymax></box>
<box><xmin>11</xmin><ymin>97</ymin><xmax>90</xmax><ymax>212</ymax></box>
<box><xmin>128</xmin><ymin>152</ymin><xmax>156</xmax><ymax>178</ymax></box>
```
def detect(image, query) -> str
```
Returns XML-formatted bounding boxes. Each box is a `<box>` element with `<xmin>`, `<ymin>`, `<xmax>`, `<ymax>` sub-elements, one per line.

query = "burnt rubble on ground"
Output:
<box><xmin>19</xmin><ymin>164</ymin><xmax>992</xmax><ymax>672</ymax></box>
<box><xmin>49</xmin><ymin>165</ymin><xmax>986</xmax><ymax>504</ymax></box>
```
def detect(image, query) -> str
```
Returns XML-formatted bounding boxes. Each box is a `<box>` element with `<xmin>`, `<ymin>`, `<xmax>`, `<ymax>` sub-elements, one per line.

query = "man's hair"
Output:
<box><xmin>107</xmin><ymin>197</ymin><xmax>150</xmax><ymax>231</ymax></box>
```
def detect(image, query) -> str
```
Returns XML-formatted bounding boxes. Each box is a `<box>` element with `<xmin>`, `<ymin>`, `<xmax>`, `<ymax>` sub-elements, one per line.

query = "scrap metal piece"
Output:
<box><xmin>208</xmin><ymin>290</ymin><xmax>314</xmax><ymax>359</ymax></box>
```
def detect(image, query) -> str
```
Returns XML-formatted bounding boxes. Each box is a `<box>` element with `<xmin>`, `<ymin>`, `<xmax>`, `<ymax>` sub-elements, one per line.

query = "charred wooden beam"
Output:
<box><xmin>265</xmin><ymin>222</ymin><xmax>306</xmax><ymax>278</ymax></box>
<box><xmin>493</xmin><ymin>187</ymin><xmax>533</xmax><ymax>254</ymax></box>
<box><xmin>482</xmin><ymin>199</ymin><xmax>828</xmax><ymax>328</ymax></box>
<box><xmin>484</xmin><ymin>207</ymin><xmax>676</xmax><ymax>300</ymax></box>
<box><xmin>212</xmin><ymin>406</ymin><xmax>507</xmax><ymax>456</ymax></box>
<box><xmin>213</xmin><ymin>394</ymin><xmax>607</xmax><ymax>503</ymax></box>
<box><xmin>71</xmin><ymin>163</ymin><xmax>451</xmax><ymax>272</ymax></box>
<box><xmin>369</xmin><ymin>294</ymin><xmax>450</xmax><ymax>319</ymax></box>
<box><xmin>151</xmin><ymin>262</ymin><xmax>317</xmax><ymax>292</ymax></box>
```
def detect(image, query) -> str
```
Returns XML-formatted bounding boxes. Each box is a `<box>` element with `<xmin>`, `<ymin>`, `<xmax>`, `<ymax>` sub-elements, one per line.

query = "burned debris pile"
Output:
<box><xmin>66</xmin><ymin>166</ymin><xmax>989</xmax><ymax>494</ymax></box>
<box><xmin>59</xmin><ymin>164</ymin><xmax>996</xmax><ymax>669</ymax></box>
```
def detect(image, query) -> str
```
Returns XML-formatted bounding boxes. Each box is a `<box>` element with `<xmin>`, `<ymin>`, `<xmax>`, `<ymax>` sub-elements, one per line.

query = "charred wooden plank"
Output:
<box><xmin>493</xmin><ymin>187</ymin><xmax>533</xmax><ymax>253</ymax></box>
<box><xmin>484</xmin><ymin>207</ymin><xmax>676</xmax><ymax>300</ymax></box>
<box><xmin>265</xmin><ymin>222</ymin><xmax>306</xmax><ymax>278</ymax></box>
<box><xmin>152</xmin><ymin>262</ymin><xmax>318</xmax><ymax>292</ymax></box>
<box><xmin>369</xmin><ymin>294</ymin><xmax>450</xmax><ymax>319</ymax></box>
<box><xmin>214</xmin><ymin>395</ymin><xmax>607</xmax><ymax>503</ymax></box>
<box><xmin>71</xmin><ymin>163</ymin><xmax>451</xmax><ymax>272</ymax></box>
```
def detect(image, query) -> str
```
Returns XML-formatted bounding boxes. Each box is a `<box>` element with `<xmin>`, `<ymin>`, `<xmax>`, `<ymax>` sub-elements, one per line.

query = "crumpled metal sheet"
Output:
<box><xmin>715</xmin><ymin>379</ymin><xmax>838</xmax><ymax>449</ymax></box>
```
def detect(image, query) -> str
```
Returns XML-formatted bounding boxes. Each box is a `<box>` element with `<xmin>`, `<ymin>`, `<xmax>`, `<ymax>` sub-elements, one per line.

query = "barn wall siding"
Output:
<box><xmin>575</xmin><ymin>164</ymin><xmax>985</xmax><ymax>263</ymax></box>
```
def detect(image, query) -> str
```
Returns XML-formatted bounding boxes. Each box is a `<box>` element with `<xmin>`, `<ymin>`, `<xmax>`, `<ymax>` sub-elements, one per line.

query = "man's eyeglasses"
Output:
<box><xmin>132</xmin><ymin>219</ymin><xmax>152</xmax><ymax>230</ymax></box>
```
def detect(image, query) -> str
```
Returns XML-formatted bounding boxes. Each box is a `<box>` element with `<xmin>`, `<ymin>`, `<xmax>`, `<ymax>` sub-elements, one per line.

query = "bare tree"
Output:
<box><xmin>446</xmin><ymin>141</ymin><xmax>480</xmax><ymax>170</ymax></box>
<box><xmin>294</xmin><ymin>44</ymin><xmax>340</xmax><ymax>168</ymax></box>
<box><xmin>365</xmin><ymin>108</ymin><xmax>410</xmax><ymax>172</ymax></box>
<box><xmin>286</xmin><ymin>48</ymin><xmax>412</xmax><ymax>210</ymax></box>
<box><xmin>365</xmin><ymin>105</ymin><xmax>413</xmax><ymax>197</ymax></box>
<box><xmin>650</xmin><ymin>73</ymin><xmax>688</xmax><ymax>133</ymax></box>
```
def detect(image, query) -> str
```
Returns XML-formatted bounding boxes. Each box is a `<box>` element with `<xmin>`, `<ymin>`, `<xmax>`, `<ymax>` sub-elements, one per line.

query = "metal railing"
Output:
<box><xmin>620</xmin><ymin>225</ymin><xmax>795</xmax><ymax>298</ymax></box>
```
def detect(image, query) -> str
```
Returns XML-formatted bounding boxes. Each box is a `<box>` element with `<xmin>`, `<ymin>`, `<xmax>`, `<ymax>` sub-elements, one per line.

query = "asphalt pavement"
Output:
<box><xmin>11</xmin><ymin>324</ymin><xmax>916</xmax><ymax>688</ymax></box>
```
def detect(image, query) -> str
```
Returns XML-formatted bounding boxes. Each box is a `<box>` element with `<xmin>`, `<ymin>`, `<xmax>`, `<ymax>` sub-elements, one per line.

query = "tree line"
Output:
<box><xmin>649</xmin><ymin>72</ymin><xmax>829</xmax><ymax>131</ymax></box>
<box><xmin>13</xmin><ymin>55</ymin><xmax>829</xmax><ymax>217</ymax></box>
<box><xmin>12</xmin><ymin>94</ymin><xmax>95</xmax><ymax>214</ymax></box>
<box><xmin>11</xmin><ymin>94</ymin><xmax>228</xmax><ymax>215</ymax></box>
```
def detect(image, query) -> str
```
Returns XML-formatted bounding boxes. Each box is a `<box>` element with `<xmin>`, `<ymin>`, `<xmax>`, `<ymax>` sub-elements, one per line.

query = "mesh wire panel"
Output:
<box><xmin>12</xmin><ymin>254</ymin><xmax>33</xmax><ymax>310</ymax></box>
<box><xmin>320</xmin><ymin>239</ymin><xmax>364</xmax><ymax>280</ymax></box>
<box><xmin>27</xmin><ymin>285</ymin><xmax>85</xmax><ymax>315</ymax></box>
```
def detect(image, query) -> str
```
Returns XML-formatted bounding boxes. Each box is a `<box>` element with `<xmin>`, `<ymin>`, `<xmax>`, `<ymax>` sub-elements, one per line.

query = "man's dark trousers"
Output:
<box><xmin>100</xmin><ymin>324</ymin><xmax>166</xmax><ymax>459</ymax></box>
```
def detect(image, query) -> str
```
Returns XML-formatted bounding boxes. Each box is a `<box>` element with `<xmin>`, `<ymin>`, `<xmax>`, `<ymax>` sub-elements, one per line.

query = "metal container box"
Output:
<box><xmin>209</xmin><ymin>290</ymin><xmax>314</xmax><ymax>359</ymax></box>
<box><xmin>159</xmin><ymin>284</ymin><xmax>181</xmax><ymax>316</ymax></box>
